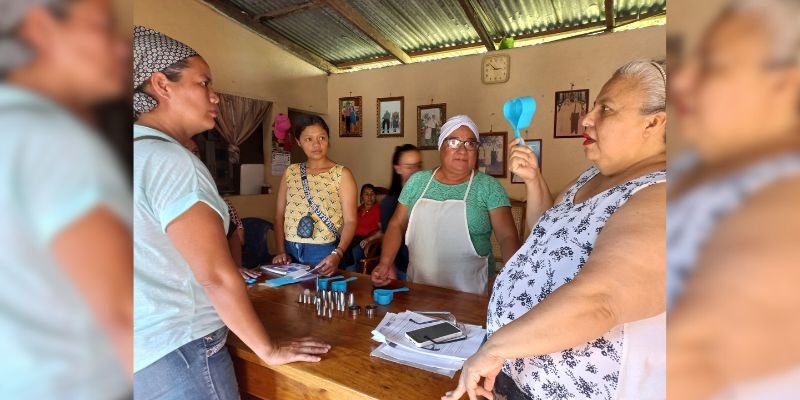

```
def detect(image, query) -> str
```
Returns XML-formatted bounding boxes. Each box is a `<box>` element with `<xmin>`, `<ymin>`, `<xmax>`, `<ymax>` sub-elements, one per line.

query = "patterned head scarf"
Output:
<box><xmin>133</xmin><ymin>25</ymin><xmax>198</xmax><ymax>114</ymax></box>
<box><xmin>437</xmin><ymin>115</ymin><xmax>480</xmax><ymax>149</ymax></box>
<box><xmin>0</xmin><ymin>0</ymin><xmax>64</xmax><ymax>73</ymax></box>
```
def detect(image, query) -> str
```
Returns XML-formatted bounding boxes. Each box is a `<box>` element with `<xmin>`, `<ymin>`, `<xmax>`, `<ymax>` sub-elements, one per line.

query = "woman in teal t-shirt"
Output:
<box><xmin>371</xmin><ymin>115</ymin><xmax>521</xmax><ymax>295</ymax></box>
<box><xmin>132</xmin><ymin>26</ymin><xmax>329</xmax><ymax>399</ymax></box>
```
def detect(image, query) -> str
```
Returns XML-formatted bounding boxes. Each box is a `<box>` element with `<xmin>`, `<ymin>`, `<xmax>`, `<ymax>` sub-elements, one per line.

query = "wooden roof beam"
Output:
<box><xmin>256</xmin><ymin>1</ymin><xmax>320</xmax><ymax>21</ymax></box>
<box><xmin>605</xmin><ymin>0</ymin><xmax>616</xmax><ymax>32</ymax></box>
<box><xmin>200</xmin><ymin>0</ymin><xmax>339</xmax><ymax>74</ymax></box>
<box><xmin>319</xmin><ymin>0</ymin><xmax>412</xmax><ymax>64</ymax></box>
<box><xmin>458</xmin><ymin>0</ymin><xmax>496</xmax><ymax>52</ymax></box>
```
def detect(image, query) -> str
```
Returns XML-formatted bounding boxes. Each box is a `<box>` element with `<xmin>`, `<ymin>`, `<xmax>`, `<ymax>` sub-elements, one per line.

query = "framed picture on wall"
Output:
<box><xmin>553</xmin><ymin>89</ymin><xmax>589</xmax><ymax>138</ymax></box>
<box><xmin>417</xmin><ymin>103</ymin><xmax>446</xmax><ymax>150</ymax></box>
<box><xmin>477</xmin><ymin>131</ymin><xmax>507</xmax><ymax>178</ymax></box>
<box><xmin>377</xmin><ymin>96</ymin><xmax>404</xmax><ymax>138</ymax></box>
<box><xmin>511</xmin><ymin>139</ymin><xmax>542</xmax><ymax>184</ymax></box>
<box><xmin>338</xmin><ymin>96</ymin><xmax>362</xmax><ymax>137</ymax></box>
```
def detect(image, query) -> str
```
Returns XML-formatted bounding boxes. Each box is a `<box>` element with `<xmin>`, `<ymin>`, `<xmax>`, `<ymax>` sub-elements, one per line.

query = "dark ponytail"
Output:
<box><xmin>388</xmin><ymin>144</ymin><xmax>419</xmax><ymax>196</ymax></box>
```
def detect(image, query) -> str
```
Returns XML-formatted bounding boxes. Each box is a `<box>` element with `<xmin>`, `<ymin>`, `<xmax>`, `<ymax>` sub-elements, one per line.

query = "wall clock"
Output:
<box><xmin>482</xmin><ymin>54</ymin><xmax>510</xmax><ymax>84</ymax></box>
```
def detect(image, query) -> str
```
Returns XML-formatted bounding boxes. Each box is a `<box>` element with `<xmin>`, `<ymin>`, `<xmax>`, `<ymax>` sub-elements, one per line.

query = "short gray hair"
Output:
<box><xmin>612</xmin><ymin>60</ymin><xmax>667</xmax><ymax>115</ymax></box>
<box><xmin>724</xmin><ymin>0</ymin><xmax>800</xmax><ymax>67</ymax></box>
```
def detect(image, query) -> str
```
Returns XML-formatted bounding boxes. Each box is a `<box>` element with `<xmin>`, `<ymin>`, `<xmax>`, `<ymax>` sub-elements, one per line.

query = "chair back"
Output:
<box><xmin>242</xmin><ymin>217</ymin><xmax>273</xmax><ymax>268</ymax></box>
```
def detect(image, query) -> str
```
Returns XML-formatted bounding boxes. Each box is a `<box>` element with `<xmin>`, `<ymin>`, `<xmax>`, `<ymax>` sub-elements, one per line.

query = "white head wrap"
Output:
<box><xmin>437</xmin><ymin>115</ymin><xmax>480</xmax><ymax>149</ymax></box>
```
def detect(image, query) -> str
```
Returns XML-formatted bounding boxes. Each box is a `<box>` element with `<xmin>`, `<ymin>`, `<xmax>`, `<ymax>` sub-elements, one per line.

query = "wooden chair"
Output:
<box><xmin>358</xmin><ymin>239</ymin><xmax>382</xmax><ymax>274</ymax></box>
<box><xmin>241</xmin><ymin>217</ymin><xmax>273</xmax><ymax>268</ymax></box>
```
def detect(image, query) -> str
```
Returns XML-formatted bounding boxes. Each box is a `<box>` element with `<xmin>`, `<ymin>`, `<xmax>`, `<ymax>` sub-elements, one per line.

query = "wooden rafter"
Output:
<box><xmin>200</xmin><ymin>0</ymin><xmax>339</xmax><ymax>74</ymax></box>
<box><xmin>458</xmin><ymin>0</ymin><xmax>496</xmax><ymax>52</ymax></box>
<box><xmin>334</xmin><ymin>10</ymin><xmax>665</xmax><ymax>69</ymax></box>
<box><xmin>318</xmin><ymin>0</ymin><xmax>412</xmax><ymax>64</ymax></box>
<box><xmin>256</xmin><ymin>1</ymin><xmax>320</xmax><ymax>21</ymax></box>
<box><xmin>605</xmin><ymin>0</ymin><xmax>616</xmax><ymax>31</ymax></box>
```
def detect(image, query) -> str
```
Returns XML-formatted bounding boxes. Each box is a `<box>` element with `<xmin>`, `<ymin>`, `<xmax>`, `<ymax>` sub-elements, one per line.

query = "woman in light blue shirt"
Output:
<box><xmin>0</xmin><ymin>1</ymin><xmax>132</xmax><ymax>398</ymax></box>
<box><xmin>132</xmin><ymin>26</ymin><xmax>329</xmax><ymax>400</ymax></box>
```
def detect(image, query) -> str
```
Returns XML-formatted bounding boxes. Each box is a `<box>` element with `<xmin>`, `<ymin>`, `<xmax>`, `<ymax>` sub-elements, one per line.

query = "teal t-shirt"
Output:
<box><xmin>399</xmin><ymin>170</ymin><xmax>511</xmax><ymax>271</ymax></box>
<box><xmin>0</xmin><ymin>84</ymin><xmax>131</xmax><ymax>398</ymax></box>
<box><xmin>133</xmin><ymin>124</ymin><xmax>230</xmax><ymax>372</ymax></box>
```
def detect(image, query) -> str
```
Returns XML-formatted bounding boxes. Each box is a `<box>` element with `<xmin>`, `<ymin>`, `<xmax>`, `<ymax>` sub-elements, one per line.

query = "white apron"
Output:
<box><xmin>406</xmin><ymin>169</ymin><xmax>489</xmax><ymax>295</ymax></box>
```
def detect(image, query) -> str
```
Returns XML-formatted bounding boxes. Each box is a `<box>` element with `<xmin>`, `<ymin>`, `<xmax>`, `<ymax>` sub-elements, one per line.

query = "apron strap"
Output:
<box><xmin>462</xmin><ymin>170</ymin><xmax>475</xmax><ymax>201</ymax></box>
<box><xmin>421</xmin><ymin>168</ymin><xmax>476</xmax><ymax>201</ymax></box>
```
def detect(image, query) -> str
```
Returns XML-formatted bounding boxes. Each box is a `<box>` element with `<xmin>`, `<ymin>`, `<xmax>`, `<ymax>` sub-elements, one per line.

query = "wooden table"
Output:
<box><xmin>228</xmin><ymin>272</ymin><xmax>489</xmax><ymax>399</ymax></box>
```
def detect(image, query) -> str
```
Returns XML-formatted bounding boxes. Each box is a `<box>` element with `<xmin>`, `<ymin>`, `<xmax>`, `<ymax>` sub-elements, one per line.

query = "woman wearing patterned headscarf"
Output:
<box><xmin>132</xmin><ymin>26</ymin><xmax>329</xmax><ymax>399</ymax></box>
<box><xmin>444</xmin><ymin>61</ymin><xmax>667</xmax><ymax>400</ymax></box>
<box><xmin>371</xmin><ymin>115</ymin><xmax>521</xmax><ymax>295</ymax></box>
<box><xmin>1</xmin><ymin>1</ymin><xmax>131</xmax><ymax>398</ymax></box>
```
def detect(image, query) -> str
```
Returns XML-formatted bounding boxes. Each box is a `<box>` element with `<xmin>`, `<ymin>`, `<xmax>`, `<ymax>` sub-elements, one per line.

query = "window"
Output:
<box><xmin>195</xmin><ymin>122</ymin><xmax>264</xmax><ymax>195</ymax></box>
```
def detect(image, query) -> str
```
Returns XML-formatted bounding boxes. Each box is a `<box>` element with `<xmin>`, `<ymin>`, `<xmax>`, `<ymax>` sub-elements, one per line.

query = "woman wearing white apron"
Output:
<box><xmin>372</xmin><ymin>115</ymin><xmax>521</xmax><ymax>295</ymax></box>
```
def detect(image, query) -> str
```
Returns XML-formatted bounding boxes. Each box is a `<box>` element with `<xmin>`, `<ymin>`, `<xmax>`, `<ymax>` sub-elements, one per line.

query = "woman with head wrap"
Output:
<box><xmin>0</xmin><ymin>1</ymin><xmax>131</xmax><ymax>398</ymax></box>
<box><xmin>132</xmin><ymin>26</ymin><xmax>329</xmax><ymax>399</ymax></box>
<box><xmin>371</xmin><ymin>115</ymin><xmax>521</xmax><ymax>295</ymax></box>
<box><xmin>443</xmin><ymin>60</ymin><xmax>667</xmax><ymax>400</ymax></box>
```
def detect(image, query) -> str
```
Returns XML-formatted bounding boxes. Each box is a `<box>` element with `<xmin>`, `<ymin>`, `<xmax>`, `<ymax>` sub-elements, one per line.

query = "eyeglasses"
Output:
<box><xmin>408</xmin><ymin>311</ymin><xmax>468</xmax><ymax>351</ymax></box>
<box><xmin>445</xmin><ymin>138</ymin><xmax>479</xmax><ymax>151</ymax></box>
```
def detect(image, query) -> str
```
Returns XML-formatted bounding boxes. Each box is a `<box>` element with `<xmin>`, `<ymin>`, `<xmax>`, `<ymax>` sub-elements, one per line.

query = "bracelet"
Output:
<box><xmin>331</xmin><ymin>248</ymin><xmax>343</xmax><ymax>257</ymax></box>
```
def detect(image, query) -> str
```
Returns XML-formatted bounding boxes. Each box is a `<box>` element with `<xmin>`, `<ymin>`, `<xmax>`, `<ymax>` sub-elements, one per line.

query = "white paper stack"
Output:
<box><xmin>370</xmin><ymin>311</ymin><xmax>486</xmax><ymax>377</ymax></box>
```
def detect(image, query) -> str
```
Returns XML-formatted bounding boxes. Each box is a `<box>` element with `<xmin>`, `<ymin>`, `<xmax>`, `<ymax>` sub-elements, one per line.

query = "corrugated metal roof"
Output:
<box><xmin>477</xmin><ymin>0</ymin><xmax>665</xmax><ymax>40</ymax></box>
<box><xmin>615</xmin><ymin>0</ymin><xmax>667</xmax><ymax>18</ymax></box>
<box><xmin>228</xmin><ymin>0</ymin><xmax>289</xmax><ymax>16</ymax></box>
<box><xmin>228</xmin><ymin>0</ymin><xmax>389</xmax><ymax>64</ymax></box>
<box><xmin>266</xmin><ymin>7</ymin><xmax>389</xmax><ymax>64</ymax></box>
<box><xmin>478</xmin><ymin>0</ymin><xmax>602</xmax><ymax>39</ymax></box>
<box><xmin>348</xmin><ymin>0</ymin><xmax>481</xmax><ymax>53</ymax></box>
<box><xmin>216</xmin><ymin>0</ymin><xmax>665</xmax><ymax>69</ymax></box>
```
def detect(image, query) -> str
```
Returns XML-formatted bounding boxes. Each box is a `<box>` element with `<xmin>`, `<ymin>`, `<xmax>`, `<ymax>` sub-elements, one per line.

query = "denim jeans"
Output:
<box><xmin>134</xmin><ymin>326</ymin><xmax>239</xmax><ymax>400</ymax></box>
<box><xmin>285</xmin><ymin>240</ymin><xmax>338</xmax><ymax>266</ymax></box>
<box><xmin>342</xmin><ymin>235</ymin><xmax>366</xmax><ymax>272</ymax></box>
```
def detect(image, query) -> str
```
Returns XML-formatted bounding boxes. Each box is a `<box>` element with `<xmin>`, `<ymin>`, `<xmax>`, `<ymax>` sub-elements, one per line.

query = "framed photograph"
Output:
<box><xmin>554</xmin><ymin>89</ymin><xmax>589</xmax><ymax>138</ymax></box>
<box><xmin>416</xmin><ymin>103</ymin><xmax>446</xmax><ymax>150</ymax></box>
<box><xmin>511</xmin><ymin>139</ymin><xmax>542</xmax><ymax>184</ymax></box>
<box><xmin>477</xmin><ymin>131</ymin><xmax>507</xmax><ymax>178</ymax></box>
<box><xmin>377</xmin><ymin>96</ymin><xmax>404</xmax><ymax>138</ymax></box>
<box><xmin>338</xmin><ymin>96</ymin><xmax>362</xmax><ymax>137</ymax></box>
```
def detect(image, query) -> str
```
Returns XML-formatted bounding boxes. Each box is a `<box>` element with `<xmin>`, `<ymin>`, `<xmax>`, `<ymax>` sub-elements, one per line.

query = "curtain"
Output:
<box><xmin>214</xmin><ymin>93</ymin><xmax>271</xmax><ymax>163</ymax></box>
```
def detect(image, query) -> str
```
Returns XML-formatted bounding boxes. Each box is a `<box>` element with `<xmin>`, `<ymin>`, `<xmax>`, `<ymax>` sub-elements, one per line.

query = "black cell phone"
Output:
<box><xmin>405</xmin><ymin>322</ymin><xmax>463</xmax><ymax>347</ymax></box>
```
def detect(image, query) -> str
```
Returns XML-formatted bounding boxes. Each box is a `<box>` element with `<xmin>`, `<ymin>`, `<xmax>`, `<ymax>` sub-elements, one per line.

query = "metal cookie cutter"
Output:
<box><xmin>365</xmin><ymin>304</ymin><xmax>378</xmax><ymax>318</ymax></box>
<box><xmin>349</xmin><ymin>305</ymin><xmax>361</xmax><ymax>317</ymax></box>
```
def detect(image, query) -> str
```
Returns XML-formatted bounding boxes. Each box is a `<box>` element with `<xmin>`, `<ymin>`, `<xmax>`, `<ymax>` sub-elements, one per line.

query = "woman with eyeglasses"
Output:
<box><xmin>371</xmin><ymin>115</ymin><xmax>521</xmax><ymax>295</ymax></box>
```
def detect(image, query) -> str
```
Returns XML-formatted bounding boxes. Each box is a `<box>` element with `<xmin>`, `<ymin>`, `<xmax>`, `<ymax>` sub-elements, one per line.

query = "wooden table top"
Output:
<box><xmin>227</xmin><ymin>271</ymin><xmax>489</xmax><ymax>400</ymax></box>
